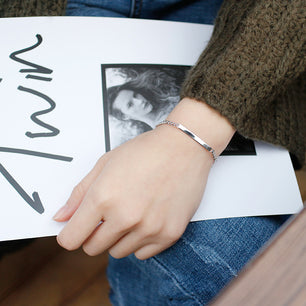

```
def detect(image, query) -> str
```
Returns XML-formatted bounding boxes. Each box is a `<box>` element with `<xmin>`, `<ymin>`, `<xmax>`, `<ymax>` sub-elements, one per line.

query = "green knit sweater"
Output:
<box><xmin>0</xmin><ymin>0</ymin><xmax>66</xmax><ymax>17</ymax></box>
<box><xmin>181</xmin><ymin>0</ymin><xmax>305</xmax><ymax>168</ymax></box>
<box><xmin>1</xmin><ymin>0</ymin><xmax>305</xmax><ymax>167</ymax></box>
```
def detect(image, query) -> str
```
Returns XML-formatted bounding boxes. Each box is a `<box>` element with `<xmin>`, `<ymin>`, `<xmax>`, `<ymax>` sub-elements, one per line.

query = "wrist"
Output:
<box><xmin>166</xmin><ymin>98</ymin><xmax>236</xmax><ymax>156</ymax></box>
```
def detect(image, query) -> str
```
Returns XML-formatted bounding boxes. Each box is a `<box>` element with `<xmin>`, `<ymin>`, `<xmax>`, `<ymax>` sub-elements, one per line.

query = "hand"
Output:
<box><xmin>54</xmin><ymin>126</ymin><xmax>213</xmax><ymax>260</ymax></box>
<box><xmin>54</xmin><ymin>98</ymin><xmax>235</xmax><ymax>260</ymax></box>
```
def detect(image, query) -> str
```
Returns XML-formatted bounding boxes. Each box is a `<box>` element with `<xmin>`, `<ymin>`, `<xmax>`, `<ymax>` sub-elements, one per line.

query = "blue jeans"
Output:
<box><xmin>107</xmin><ymin>216</ymin><xmax>289</xmax><ymax>305</ymax></box>
<box><xmin>66</xmin><ymin>0</ymin><xmax>224</xmax><ymax>25</ymax></box>
<box><xmin>65</xmin><ymin>1</ymin><xmax>289</xmax><ymax>304</ymax></box>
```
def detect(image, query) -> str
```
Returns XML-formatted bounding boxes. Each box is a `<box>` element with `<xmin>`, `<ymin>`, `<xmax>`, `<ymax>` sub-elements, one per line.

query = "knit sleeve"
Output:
<box><xmin>181</xmin><ymin>0</ymin><xmax>305</xmax><ymax>167</ymax></box>
<box><xmin>0</xmin><ymin>0</ymin><xmax>66</xmax><ymax>17</ymax></box>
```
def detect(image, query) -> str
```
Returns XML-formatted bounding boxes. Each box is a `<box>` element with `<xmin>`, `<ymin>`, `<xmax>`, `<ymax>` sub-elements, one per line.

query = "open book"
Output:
<box><xmin>0</xmin><ymin>17</ymin><xmax>303</xmax><ymax>241</ymax></box>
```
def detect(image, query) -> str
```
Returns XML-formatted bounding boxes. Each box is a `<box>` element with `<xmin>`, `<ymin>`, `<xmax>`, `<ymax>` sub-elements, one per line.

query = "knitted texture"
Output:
<box><xmin>181</xmin><ymin>0</ymin><xmax>305</xmax><ymax>168</ymax></box>
<box><xmin>0</xmin><ymin>0</ymin><xmax>66</xmax><ymax>17</ymax></box>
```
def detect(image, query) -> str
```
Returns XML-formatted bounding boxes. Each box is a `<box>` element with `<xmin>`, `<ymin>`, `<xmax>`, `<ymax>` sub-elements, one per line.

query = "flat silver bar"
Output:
<box><xmin>156</xmin><ymin>119</ymin><xmax>217</xmax><ymax>161</ymax></box>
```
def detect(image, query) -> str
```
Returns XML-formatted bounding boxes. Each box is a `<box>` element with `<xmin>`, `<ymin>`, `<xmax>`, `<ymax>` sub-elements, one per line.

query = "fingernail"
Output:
<box><xmin>53</xmin><ymin>205</ymin><xmax>68</xmax><ymax>221</ymax></box>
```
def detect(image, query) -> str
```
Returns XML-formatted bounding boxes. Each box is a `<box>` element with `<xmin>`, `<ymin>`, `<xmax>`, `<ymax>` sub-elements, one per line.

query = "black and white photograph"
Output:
<box><xmin>102</xmin><ymin>64</ymin><xmax>188</xmax><ymax>150</ymax></box>
<box><xmin>102</xmin><ymin>64</ymin><xmax>256</xmax><ymax>155</ymax></box>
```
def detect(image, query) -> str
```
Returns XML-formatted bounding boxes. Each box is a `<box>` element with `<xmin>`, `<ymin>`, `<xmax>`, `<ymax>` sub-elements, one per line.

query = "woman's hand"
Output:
<box><xmin>54</xmin><ymin>98</ymin><xmax>235</xmax><ymax>260</ymax></box>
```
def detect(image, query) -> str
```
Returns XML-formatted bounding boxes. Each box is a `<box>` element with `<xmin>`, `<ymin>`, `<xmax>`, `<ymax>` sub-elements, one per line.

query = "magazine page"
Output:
<box><xmin>0</xmin><ymin>17</ymin><xmax>303</xmax><ymax>241</ymax></box>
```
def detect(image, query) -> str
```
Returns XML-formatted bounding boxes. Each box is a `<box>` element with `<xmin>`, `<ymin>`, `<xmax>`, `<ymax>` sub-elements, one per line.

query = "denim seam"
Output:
<box><xmin>132</xmin><ymin>0</ymin><xmax>142</xmax><ymax>18</ymax></box>
<box><xmin>151</xmin><ymin>256</ymin><xmax>203</xmax><ymax>305</ymax></box>
<box><xmin>129</xmin><ymin>0</ymin><xmax>135</xmax><ymax>17</ymax></box>
<box><xmin>182</xmin><ymin>237</ymin><xmax>238</xmax><ymax>277</ymax></box>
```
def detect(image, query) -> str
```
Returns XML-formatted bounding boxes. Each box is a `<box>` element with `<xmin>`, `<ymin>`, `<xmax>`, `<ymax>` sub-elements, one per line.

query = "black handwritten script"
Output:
<box><xmin>1</xmin><ymin>34</ymin><xmax>73</xmax><ymax>214</ymax></box>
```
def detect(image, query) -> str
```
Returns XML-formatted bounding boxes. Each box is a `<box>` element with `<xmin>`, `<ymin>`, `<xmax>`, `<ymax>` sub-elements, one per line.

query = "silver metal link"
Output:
<box><xmin>156</xmin><ymin>119</ymin><xmax>218</xmax><ymax>161</ymax></box>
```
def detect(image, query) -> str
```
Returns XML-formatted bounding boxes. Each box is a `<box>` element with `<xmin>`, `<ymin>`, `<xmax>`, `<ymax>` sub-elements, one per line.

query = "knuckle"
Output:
<box><xmin>71</xmin><ymin>182</ymin><xmax>86</xmax><ymax>201</ymax></box>
<box><xmin>117</xmin><ymin>212</ymin><xmax>142</xmax><ymax>231</ymax></box>
<box><xmin>162</xmin><ymin>226</ymin><xmax>181</xmax><ymax>243</ymax></box>
<box><xmin>141</xmin><ymin>219</ymin><xmax>162</xmax><ymax>238</ymax></box>
<box><xmin>89</xmin><ymin>191</ymin><xmax>105</xmax><ymax>209</ymax></box>
<box><xmin>85</xmin><ymin>187</ymin><xmax>109</xmax><ymax>211</ymax></box>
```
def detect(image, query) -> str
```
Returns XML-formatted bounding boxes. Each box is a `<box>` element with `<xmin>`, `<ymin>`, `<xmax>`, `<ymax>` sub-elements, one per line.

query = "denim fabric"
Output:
<box><xmin>107</xmin><ymin>216</ymin><xmax>289</xmax><ymax>305</ymax></box>
<box><xmin>66</xmin><ymin>0</ymin><xmax>224</xmax><ymax>25</ymax></box>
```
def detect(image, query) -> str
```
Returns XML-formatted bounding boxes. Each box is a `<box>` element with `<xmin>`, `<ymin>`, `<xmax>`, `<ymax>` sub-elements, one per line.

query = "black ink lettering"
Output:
<box><xmin>18</xmin><ymin>86</ymin><xmax>60</xmax><ymax>138</ymax></box>
<box><xmin>0</xmin><ymin>78</ymin><xmax>2</xmax><ymax>82</ymax></box>
<box><xmin>0</xmin><ymin>147</ymin><xmax>73</xmax><ymax>162</ymax></box>
<box><xmin>9</xmin><ymin>34</ymin><xmax>52</xmax><ymax>75</ymax></box>
<box><xmin>26</xmin><ymin>75</ymin><xmax>52</xmax><ymax>82</ymax></box>
<box><xmin>0</xmin><ymin>163</ymin><xmax>44</xmax><ymax>214</ymax></box>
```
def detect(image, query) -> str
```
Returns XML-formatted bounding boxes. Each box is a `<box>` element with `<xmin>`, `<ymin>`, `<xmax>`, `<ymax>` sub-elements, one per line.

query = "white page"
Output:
<box><xmin>192</xmin><ymin>142</ymin><xmax>303</xmax><ymax>221</ymax></box>
<box><xmin>0</xmin><ymin>17</ymin><xmax>303</xmax><ymax>241</ymax></box>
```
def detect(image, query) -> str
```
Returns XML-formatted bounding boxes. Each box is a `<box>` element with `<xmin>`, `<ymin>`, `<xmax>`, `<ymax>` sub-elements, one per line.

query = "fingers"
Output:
<box><xmin>107</xmin><ymin>229</ymin><xmax>149</xmax><ymax>258</ymax></box>
<box><xmin>53</xmin><ymin>153</ymin><xmax>111</xmax><ymax>222</ymax></box>
<box><xmin>134</xmin><ymin>244</ymin><xmax>172</xmax><ymax>260</ymax></box>
<box><xmin>82</xmin><ymin>219</ymin><xmax>131</xmax><ymax>256</ymax></box>
<box><xmin>84</xmin><ymin>224</ymin><xmax>178</xmax><ymax>259</ymax></box>
<box><xmin>108</xmin><ymin>218</ymin><xmax>184</xmax><ymax>260</ymax></box>
<box><xmin>109</xmin><ymin>233</ymin><xmax>177</xmax><ymax>260</ymax></box>
<box><xmin>58</xmin><ymin>192</ymin><xmax>184</xmax><ymax>258</ymax></box>
<box><xmin>57</xmin><ymin>179</ymin><xmax>139</xmax><ymax>252</ymax></box>
<box><xmin>57</xmin><ymin>177</ymin><xmax>188</xmax><ymax>257</ymax></box>
<box><xmin>81</xmin><ymin>205</ymin><xmax>144</xmax><ymax>256</ymax></box>
<box><xmin>56</xmin><ymin>192</ymin><xmax>105</xmax><ymax>250</ymax></box>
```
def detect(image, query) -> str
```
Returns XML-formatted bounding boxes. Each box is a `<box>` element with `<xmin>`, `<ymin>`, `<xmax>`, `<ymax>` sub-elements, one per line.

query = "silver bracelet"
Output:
<box><xmin>156</xmin><ymin>119</ymin><xmax>218</xmax><ymax>161</ymax></box>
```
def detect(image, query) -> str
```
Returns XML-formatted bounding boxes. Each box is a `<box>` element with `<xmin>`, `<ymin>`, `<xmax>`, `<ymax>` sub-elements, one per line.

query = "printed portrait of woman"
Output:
<box><xmin>103</xmin><ymin>65</ymin><xmax>189</xmax><ymax>149</ymax></box>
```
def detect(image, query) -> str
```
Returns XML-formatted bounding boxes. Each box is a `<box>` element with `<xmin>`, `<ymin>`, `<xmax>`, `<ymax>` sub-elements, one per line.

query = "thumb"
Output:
<box><xmin>53</xmin><ymin>152</ymin><xmax>111</xmax><ymax>222</ymax></box>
